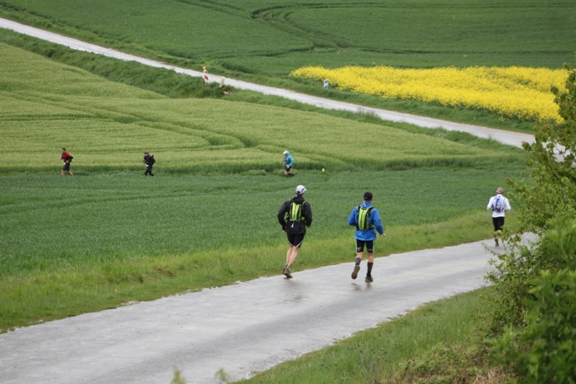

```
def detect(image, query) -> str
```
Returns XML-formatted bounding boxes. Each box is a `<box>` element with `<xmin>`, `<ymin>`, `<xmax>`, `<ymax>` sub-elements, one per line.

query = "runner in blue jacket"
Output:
<box><xmin>348</xmin><ymin>191</ymin><xmax>385</xmax><ymax>283</ymax></box>
<box><xmin>283</xmin><ymin>150</ymin><xmax>294</xmax><ymax>177</ymax></box>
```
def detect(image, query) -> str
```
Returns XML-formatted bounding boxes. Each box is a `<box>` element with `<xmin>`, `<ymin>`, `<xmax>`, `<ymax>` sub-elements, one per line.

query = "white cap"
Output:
<box><xmin>296</xmin><ymin>185</ymin><xmax>306</xmax><ymax>194</ymax></box>
<box><xmin>283</xmin><ymin>150</ymin><xmax>288</xmax><ymax>155</ymax></box>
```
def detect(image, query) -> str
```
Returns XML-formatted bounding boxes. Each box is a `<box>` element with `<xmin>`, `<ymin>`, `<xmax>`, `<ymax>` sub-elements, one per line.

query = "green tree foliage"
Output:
<box><xmin>508</xmin><ymin>65</ymin><xmax>576</xmax><ymax>234</ymax></box>
<box><xmin>491</xmin><ymin>221</ymin><xmax>576</xmax><ymax>383</ymax></box>
<box><xmin>488</xmin><ymin>64</ymin><xmax>576</xmax><ymax>382</ymax></box>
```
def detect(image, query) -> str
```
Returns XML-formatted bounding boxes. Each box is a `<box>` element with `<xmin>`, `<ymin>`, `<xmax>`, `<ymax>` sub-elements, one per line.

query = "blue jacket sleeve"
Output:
<box><xmin>348</xmin><ymin>207</ymin><xmax>358</xmax><ymax>226</ymax></box>
<box><xmin>371</xmin><ymin>208</ymin><xmax>385</xmax><ymax>235</ymax></box>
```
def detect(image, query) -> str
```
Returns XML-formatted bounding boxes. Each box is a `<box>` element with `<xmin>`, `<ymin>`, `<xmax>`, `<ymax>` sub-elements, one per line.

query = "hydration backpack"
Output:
<box><xmin>288</xmin><ymin>201</ymin><xmax>305</xmax><ymax>221</ymax></box>
<box><xmin>493</xmin><ymin>196</ymin><xmax>504</xmax><ymax>213</ymax></box>
<box><xmin>357</xmin><ymin>205</ymin><xmax>374</xmax><ymax>230</ymax></box>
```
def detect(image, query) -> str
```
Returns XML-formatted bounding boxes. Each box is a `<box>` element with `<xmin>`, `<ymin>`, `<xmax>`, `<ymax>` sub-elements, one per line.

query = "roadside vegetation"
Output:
<box><xmin>237</xmin><ymin>288</ymin><xmax>503</xmax><ymax>384</ymax></box>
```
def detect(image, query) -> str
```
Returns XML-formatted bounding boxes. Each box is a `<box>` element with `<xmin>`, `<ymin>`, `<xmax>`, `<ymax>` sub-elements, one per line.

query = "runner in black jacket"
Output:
<box><xmin>143</xmin><ymin>151</ymin><xmax>155</xmax><ymax>176</ymax></box>
<box><xmin>277</xmin><ymin>185</ymin><xmax>312</xmax><ymax>278</ymax></box>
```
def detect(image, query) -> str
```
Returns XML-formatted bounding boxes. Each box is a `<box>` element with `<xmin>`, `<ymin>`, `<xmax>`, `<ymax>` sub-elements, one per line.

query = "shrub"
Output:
<box><xmin>492</xmin><ymin>268</ymin><xmax>576</xmax><ymax>383</ymax></box>
<box><xmin>489</xmin><ymin>219</ymin><xmax>576</xmax><ymax>383</ymax></box>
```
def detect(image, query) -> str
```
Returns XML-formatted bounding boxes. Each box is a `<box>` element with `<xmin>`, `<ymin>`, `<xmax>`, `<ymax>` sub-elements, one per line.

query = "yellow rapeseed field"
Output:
<box><xmin>292</xmin><ymin>66</ymin><xmax>567</xmax><ymax>123</ymax></box>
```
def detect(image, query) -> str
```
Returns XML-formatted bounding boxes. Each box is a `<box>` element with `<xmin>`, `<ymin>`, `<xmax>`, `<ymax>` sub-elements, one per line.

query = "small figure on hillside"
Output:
<box><xmin>60</xmin><ymin>147</ymin><xmax>74</xmax><ymax>176</ymax></box>
<box><xmin>277</xmin><ymin>185</ymin><xmax>313</xmax><ymax>278</ymax></box>
<box><xmin>143</xmin><ymin>151</ymin><xmax>155</xmax><ymax>176</ymax></box>
<box><xmin>487</xmin><ymin>187</ymin><xmax>511</xmax><ymax>246</ymax></box>
<box><xmin>348</xmin><ymin>192</ymin><xmax>385</xmax><ymax>283</ymax></box>
<box><xmin>283</xmin><ymin>150</ymin><xmax>294</xmax><ymax>177</ymax></box>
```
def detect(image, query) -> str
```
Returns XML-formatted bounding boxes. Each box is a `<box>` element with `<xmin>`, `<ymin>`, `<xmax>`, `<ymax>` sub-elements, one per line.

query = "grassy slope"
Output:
<box><xmin>1</xmin><ymin>0</ymin><xmax>574</xmax><ymax>132</ymax></box>
<box><xmin>0</xmin><ymin>43</ymin><xmax>525</xmax><ymax>333</ymax></box>
<box><xmin>0</xmin><ymin>43</ymin><xmax>521</xmax><ymax>174</ymax></box>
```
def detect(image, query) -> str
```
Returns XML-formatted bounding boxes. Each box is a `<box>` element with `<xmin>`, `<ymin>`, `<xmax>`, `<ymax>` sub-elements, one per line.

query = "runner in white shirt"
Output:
<box><xmin>487</xmin><ymin>187</ymin><xmax>511</xmax><ymax>246</ymax></box>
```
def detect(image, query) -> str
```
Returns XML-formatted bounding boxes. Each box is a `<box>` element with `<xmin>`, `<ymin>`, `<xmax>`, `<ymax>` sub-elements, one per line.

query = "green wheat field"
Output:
<box><xmin>0</xmin><ymin>41</ymin><xmax>525</xmax><ymax>331</ymax></box>
<box><xmin>0</xmin><ymin>1</ymin><xmax>571</xmax><ymax>381</ymax></box>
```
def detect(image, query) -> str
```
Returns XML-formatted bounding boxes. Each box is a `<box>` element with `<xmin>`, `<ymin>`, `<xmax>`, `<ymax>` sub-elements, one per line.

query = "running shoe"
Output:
<box><xmin>495</xmin><ymin>238</ymin><xmax>499</xmax><ymax>247</ymax></box>
<box><xmin>283</xmin><ymin>267</ymin><xmax>292</xmax><ymax>278</ymax></box>
<box><xmin>351</xmin><ymin>265</ymin><xmax>360</xmax><ymax>280</ymax></box>
<box><xmin>365</xmin><ymin>275</ymin><xmax>373</xmax><ymax>283</ymax></box>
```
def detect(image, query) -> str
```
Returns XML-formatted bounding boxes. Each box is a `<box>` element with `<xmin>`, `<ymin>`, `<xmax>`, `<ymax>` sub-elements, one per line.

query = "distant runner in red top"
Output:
<box><xmin>61</xmin><ymin>147</ymin><xmax>74</xmax><ymax>176</ymax></box>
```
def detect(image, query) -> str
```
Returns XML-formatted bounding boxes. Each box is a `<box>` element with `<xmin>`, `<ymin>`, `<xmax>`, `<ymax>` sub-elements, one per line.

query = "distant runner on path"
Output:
<box><xmin>487</xmin><ymin>187</ymin><xmax>511</xmax><ymax>246</ymax></box>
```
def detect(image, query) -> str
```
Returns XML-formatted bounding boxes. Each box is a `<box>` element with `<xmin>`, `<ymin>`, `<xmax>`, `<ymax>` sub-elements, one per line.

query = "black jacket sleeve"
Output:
<box><xmin>303</xmin><ymin>202</ymin><xmax>312</xmax><ymax>227</ymax></box>
<box><xmin>277</xmin><ymin>200</ymin><xmax>290</xmax><ymax>230</ymax></box>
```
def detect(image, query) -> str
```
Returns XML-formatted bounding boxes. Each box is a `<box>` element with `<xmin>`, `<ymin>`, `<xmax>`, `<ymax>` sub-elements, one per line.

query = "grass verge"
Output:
<box><xmin>0</xmin><ymin>211</ymin><xmax>517</xmax><ymax>333</ymax></box>
<box><xmin>236</xmin><ymin>287</ymin><xmax>513</xmax><ymax>383</ymax></box>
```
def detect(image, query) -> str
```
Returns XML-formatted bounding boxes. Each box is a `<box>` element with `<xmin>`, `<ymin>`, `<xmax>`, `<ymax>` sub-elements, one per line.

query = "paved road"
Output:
<box><xmin>1</xmin><ymin>240</ymin><xmax>504</xmax><ymax>384</ymax></box>
<box><xmin>0</xmin><ymin>18</ymin><xmax>536</xmax><ymax>384</ymax></box>
<box><xmin>0</xmin><ymin>18</ymin><xmax>534</xmax><ymax>148</ymax></box>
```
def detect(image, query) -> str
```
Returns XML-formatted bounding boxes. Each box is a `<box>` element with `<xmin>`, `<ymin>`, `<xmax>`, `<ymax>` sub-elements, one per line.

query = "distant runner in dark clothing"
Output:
<box><xmin>143</xmin><ymin>151</ymin><xmax>155</xmax><ymax>176</ymax></box>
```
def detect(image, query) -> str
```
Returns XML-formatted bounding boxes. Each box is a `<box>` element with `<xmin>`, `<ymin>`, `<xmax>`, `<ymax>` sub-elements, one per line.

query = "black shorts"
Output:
<box><xmin>287</xmin><ymin>233</ymin><xmax>305</xmax><ymax>248</ymax></box>
<box><xmin>356</xmin><ymin>239</ymin><xmax>374</xmax><ymax>253</ymax></box>
<box><xmin>284</xmin><ymin>165</ymin><xmax>292</xmax><ymax>171</ymax></box>
<box><xmin>492</xmin><ymin>217</ymin><xmax>505</xmax><ymax>232</ymax></box>
<box><xmin>62</xmin><ymin>162</ymin><xmax>71</xmax><ymax>171</ymax></box>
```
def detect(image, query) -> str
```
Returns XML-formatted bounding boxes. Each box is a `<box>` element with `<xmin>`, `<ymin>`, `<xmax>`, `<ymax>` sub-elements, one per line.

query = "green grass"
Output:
<box><xmin>0</xmin><ymin>42</ymin><xmax>524</xmax><ymax>175</ymax></box>
<box><xmin>236</xmin><ymin>287</ymin><xmax>500</xmax><ymax>383</ymax></box>
<box><xmin>0</xmin><ymin>171</ymin><xmax>519</xmax><ymax>276</ymax></box>
<box><xmin>0</xmin><ymin>27</ymin><xmax>540</xmax><ymax>135</ymax></box>
<box><xmin>1</xmin><ymin>0</ymin><xmax>574</xmax><ymax>133</ymax></box>
<box><xmin>0</xmin><ymin>6</ymin><xmax>532</xmax><ymax>381</ymax></box>
<box><xmin>1</xmin><ymin>0</ymin><xmax>572</xmax><ymax>70</ymax></box>
<box><xmin>0</xmin><ymin>42</ymin><xmax>526</xmax><ymax>332</ymax></box>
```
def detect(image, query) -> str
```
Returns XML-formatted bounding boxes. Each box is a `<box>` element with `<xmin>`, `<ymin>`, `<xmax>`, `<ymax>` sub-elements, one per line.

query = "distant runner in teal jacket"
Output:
<box><xmin>283</xmin><ymin>150</ymin><xmax>294</xmax><ymax>177</ymax></box>
<box><xmin>348</xmin><ymin>191</ymin><xmax>385</xmax><ymax>283</ymax></box>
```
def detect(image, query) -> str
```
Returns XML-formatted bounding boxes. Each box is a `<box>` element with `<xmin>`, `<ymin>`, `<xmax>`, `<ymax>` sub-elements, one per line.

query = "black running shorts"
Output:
<box><xmin>287</xmin><ymin>233</ymin><xmax>305</xmax><ymax>248</ymax></box>
<box><xmin>356</xmin><ymin>239</ymin><xmax>374</xmax><ymax>253</ymax></box>
<box><xmin>492</xmin><ymin>217</ymin><xmax>505</xmax><ymax>232</ymax></box>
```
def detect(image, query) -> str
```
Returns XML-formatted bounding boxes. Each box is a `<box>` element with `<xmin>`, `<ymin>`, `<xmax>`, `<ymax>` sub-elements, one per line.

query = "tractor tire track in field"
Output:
<box><xmin>0</xmin><ymin>17</ymin><xmax>536</xmax><ymax>384</ymax></box>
